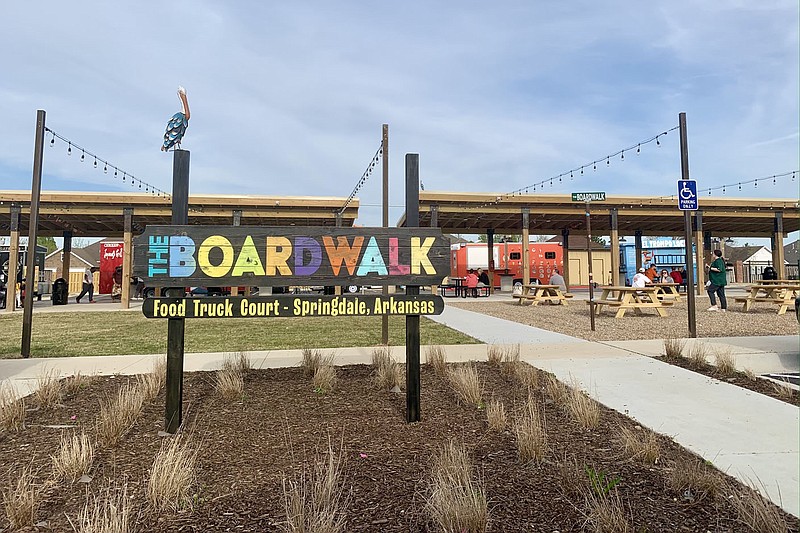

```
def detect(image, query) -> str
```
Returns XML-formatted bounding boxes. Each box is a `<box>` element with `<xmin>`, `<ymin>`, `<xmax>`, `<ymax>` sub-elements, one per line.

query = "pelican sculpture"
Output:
<box><xmin>162</xmin><ymin>86</ymin><xmax>190</xmax><ymax>151</ymax></box>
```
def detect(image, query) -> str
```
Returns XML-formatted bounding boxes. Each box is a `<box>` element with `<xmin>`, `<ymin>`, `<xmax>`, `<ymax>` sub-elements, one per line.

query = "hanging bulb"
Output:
<box><xmin>50</xmin><ymin>135</ymin><xmax>55</xmax><ymax>147</ymax></box>
<box><xmin>656</xmin><ymin>136</ymin><xmax>661</xmax><ymax>146</ymax></box>
<box><xmin>103</xmin><ymin>163</ymin><xmax>107</xmax><ymax>174</ymax></box>
<box><xmin>636</xmin><ymin>144</ymin><xmax>640</xmax><ymax>154</ymax></box>
<box><xmin>114</xmin><ymin>169</ymin><xmax>118</xmax><ymax>177</ymax></box>
<box><xmin>773</xmin><ymin>176</ymin><xmax>776</xmax><ymax>185</ymax></box>
<box><xmin>580</xmin><ymin>167</ymin><xmax>584</xmax><ymax>175</ymax></box>
<box><xmin>606</xmin><ymin>156</ymin><xmax>610</xmax><ymax>166</ymax></box>
<box><xmin>122</xmin><ymin>173</ymin><xmax>126</xmax><ymax>182</ymax></box>
<box><xmin>559</xmin><ymin>176</ymin><xmax>562</xmax><ymax>182</ymax></box>
<box><xmin>754</xmin><ymin>181</ymin><xmax>757</xmax><ymax>188</ymax></box>
<box><xmin>68</xmin><ymin>143</ymin><xmax>71</xmax><ymax>155</ymax></box>
<box><xmin>570</xmin><ymin>171</ymin><xmax>573</xmax><ymax>180</ymax></box>
<box><xmin>722</xmin><ymin>186</ymin><xmax>726</xmax><ymax>194</ymax></box>
<box><xmin>593</xmin><ymin>163</ymin><xmax>597</xmax><ymax>171</ymax></box>
<box><xmin>708</xmin><ymin>189</ymin><xmax>711</xmax><ymax>195</ymax></box>
<box><xmin>550</xmin><ymin>178</ymin><xmax>553</xmax><ymax>187</ymax></box>
<box><xmin>738</xmin><ymin>182</ymin><xmax>741</xmax><ymax>190</ymax></box>
<box><xmin>620</xmin><ymin>151</ymin><xmax>624</xmax><ymax>160</ymax></box>
<box><xmin>81</xmin><ymin>151</ymin><xmax>85</xmax><ymax>162</ymax></box>
<box><xmin>138</xmin><ymin>182</ymin><xmax>142</xmax><ymax>189</ymax></box>
<box><xmin>93</xmin><ymin>158</ymin><xmax>97</xmax><ymax>168</ymax></box>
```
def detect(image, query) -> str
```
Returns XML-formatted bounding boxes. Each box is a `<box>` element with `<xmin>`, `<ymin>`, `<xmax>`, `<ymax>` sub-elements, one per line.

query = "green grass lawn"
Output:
<box><xmin>0</xmin><ymin>312</ymin><xmax>478</xmax><ymax>358</ymax></box>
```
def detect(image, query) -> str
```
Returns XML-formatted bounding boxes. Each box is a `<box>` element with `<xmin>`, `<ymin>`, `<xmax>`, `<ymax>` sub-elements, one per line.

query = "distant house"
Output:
<box><xmin>44</xmin><ymin>238</ymin><xmax>119</xmax><ymax>294</ymax></box>
<box><xmin>784</xmin><ymin>239</ymin><xmax>799</xmax><ymax>279</ymax></box>
<box><xmin>725</xmin><ymin>245</ymin><xmax>774</xmax><ymax>283</ymax></box>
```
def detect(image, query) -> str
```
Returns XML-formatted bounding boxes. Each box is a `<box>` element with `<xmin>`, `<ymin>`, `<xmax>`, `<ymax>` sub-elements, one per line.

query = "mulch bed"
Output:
<box><xmin>658</xmin><ymin>354</ymin><xmax>800</xmax><ymax>406</ymax></box>
<box><xmin>2</xmin><ymin>362</ymin><xmax>798</xmax><ymax>532</ymax></box>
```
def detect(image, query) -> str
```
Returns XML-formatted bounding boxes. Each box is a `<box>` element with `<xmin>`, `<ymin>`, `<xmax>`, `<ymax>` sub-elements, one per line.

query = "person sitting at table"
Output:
<box><xmin>645</xmin><ymin>264</ymin><xmax>658</xmax><ymax>282</ymax></box>
<box><xmin>632</xmin><ymin>267</ymin><xmax>652</xmax><ymax>288</ymax></box>
<box><xmin>477</xmin><ymin>268</ymin><xmax>490</xmax><ymax>287</ymax></box>
<box><xmin>762</xmin><ymin>266</ymin><xmax>778</xmax><ymax>281</ymax></box>
<box><xmin>658</xmin><ymin>269</ymin><xmax>671</xmax><ymax>283</ymax></box>
<box><xmin>549</xmin><ymin>269</ymin><xmax>567</xmax><ymax>292</ymax></box>
<box><xmin>465</xmin><ymin>269</ymin><xmax>479</xmax><ymax>297</ymax></box>
<box><xmin>669</xmin><ymin>267</ymin><xmax>683</xmax><ymax>286</ymax></box>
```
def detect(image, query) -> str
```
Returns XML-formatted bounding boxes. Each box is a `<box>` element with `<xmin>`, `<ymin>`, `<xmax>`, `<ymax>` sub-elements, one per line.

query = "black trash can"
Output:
<box><xmin>52</xmin><ymin>278</ymin><xmax>69</xmax><ymax>306</ymax></box>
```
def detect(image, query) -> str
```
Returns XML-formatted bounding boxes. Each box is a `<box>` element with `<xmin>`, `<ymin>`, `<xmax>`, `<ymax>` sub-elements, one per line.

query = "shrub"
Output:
<box><xmin>426</xmin><ymin>440</ymin><xmax>487</xmax><ymax>533</ymax></box>
<box><xmin>424</xmin><ymin>345</ymin><xmax>447</xmax><ymax>376</ymax></box>
<box><xmin>147</xmin><ymin>436</ymin><xmax>198</xmax><ymax>512</ymax></box>
<box><xmin>514</xmin><ymin>399</ymin><xmax>547</xmax><ymax>463</ymax></box>
<box><xmin>619</xmin><ymin>426</ymin><xmax>660</xmax><ymax>465</ymax></box>
<box><xmin>215</xmin><ymin>369</ymin><xmax>244</xmax><ymax>401</ymax></box>
<box><xmin>283</xmin><ymin>442</ymin><xmax>348</xmax><ymax>533</ymax></box>
<box><xmin>0</xmin><ymin>386</ymin><xmax>25</xmax><ymax>432</ymax></box>
<box><xmin>96</xmin><ymin>384</ymin><xmax>145</xmax><ymax>447</ymax></box>
<box><xmin>52</xmin><ymin>431</ymin><xmax>94</xmax><ymax>482</ymax></box>
<box><xmin>71</xmin><ymin>484</ymin><xmax>131</xmax><ymax>533</ymax></box>
<box><xmin>2</xmin><ymin>466</ymin><xmax>39</xmax><ymax>529</ymax></box>
<box><xmin>313</xmin><ymin>365</ymin><xmax>337</xmax><ymax>394</ymax></box>
<box><xmin>447</xmin><ymin>365</ymin><xmax>483</xmax><ymax>407</ymax></box>
<box><xmin>485</xmin><ymin>399</ymin><xmax>507</xmax><ymax>431</ymax></box>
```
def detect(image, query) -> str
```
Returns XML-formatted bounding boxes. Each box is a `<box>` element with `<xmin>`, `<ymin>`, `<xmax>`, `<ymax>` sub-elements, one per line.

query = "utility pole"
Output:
<box><xmin>21</xmin><ymin>110</ymin><xmax>46</xmax><ymax>358</ymax></box>
<box><xmin>381</xmin><ymin>124</ymin><xmax>389</xmax><ymax>345</ymax></box>
<box><xmin>679</xmin><ymin>112</ymin><xmax>697</xmax><ymax>338</ymax></box>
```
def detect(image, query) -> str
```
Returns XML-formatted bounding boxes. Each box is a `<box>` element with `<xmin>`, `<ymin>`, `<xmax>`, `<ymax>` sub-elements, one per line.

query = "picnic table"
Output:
<box><xmin>588</xmin><ymin>286</ymin><xmax>674</xmax><ymax>318</ymax></box>
<box><xmin>513</xmin><ymin>284</ymin><xmax>572</xmax><ymax>306</ymax></box>
<box><xmin>439</xmin><ymin>277</ymin><xmax>466</xmax><ymax>297</ymax></box>
<box><xmin>733</xmin><ymin>283</ymin><xmax>800</xmax><ymax>315</ymax></box>
<box><xmin>651</xmin><ymin>282</ymin><xmax>682</xmax><ymax>302</ymax></box>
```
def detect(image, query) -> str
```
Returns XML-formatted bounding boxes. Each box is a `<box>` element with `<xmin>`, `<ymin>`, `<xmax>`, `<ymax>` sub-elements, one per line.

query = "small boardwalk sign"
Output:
<box><xmin>571</xmin><ymin>192</ymin><xmax>606</xmax><ymax>202</ymax></box>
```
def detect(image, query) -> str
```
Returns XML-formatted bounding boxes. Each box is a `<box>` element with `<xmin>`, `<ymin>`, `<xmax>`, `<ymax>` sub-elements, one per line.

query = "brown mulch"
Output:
<box><xmin>659</xmin><ymin>354</ymin><xmax>800</xmax><ymax>406</ymax></box>
<box><xmin>449</xmin><ymin>298</ymin><xmax>799</xmax><ymax>341</ymax></box>
<box><xmin>2</xmin><ymin>363</ymin><xmax>798</xmax><ymax>532</ymax></box>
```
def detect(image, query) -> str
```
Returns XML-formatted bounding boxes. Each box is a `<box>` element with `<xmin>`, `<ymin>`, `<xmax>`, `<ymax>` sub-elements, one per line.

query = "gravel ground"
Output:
<box><xmin>449</xmin><ymin>298</ymin><xmax>800</xmax><ymax>341</ymax></box>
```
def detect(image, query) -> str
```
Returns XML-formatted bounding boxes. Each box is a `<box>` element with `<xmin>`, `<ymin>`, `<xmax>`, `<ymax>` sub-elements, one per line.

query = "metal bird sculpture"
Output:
<box><xmin>162</xmin><ymin>86</ymin><xmax>190</xmax><ymax>151</ymax></box>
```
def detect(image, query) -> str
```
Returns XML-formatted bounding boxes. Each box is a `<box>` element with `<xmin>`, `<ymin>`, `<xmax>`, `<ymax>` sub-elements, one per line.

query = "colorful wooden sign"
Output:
<box><xmin>142</xmin><ymin>295</ymin><xmax>444</xmax><ymax>319</ymax></box>
<box><xmin>133</xmin><ymin>226</ymin><xmax>449</xmax><ymax>287</ymax></box>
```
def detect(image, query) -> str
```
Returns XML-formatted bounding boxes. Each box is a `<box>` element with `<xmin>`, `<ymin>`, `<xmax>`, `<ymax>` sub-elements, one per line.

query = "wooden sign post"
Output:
<box><xmin>405</xmin><ymin>154</ymin><xmax>421</xmax><ymax>423</ymax></box>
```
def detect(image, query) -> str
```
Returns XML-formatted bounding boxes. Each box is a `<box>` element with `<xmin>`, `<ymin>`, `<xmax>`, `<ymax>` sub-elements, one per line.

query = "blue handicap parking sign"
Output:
<box><xmin>677</xmin><ymin>180</ymin><xmax>698</xmax><ymax>211</ymax></box>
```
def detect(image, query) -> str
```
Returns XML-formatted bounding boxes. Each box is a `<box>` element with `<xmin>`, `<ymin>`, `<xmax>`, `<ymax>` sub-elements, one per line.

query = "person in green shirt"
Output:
<box><xmin>706</xmin><ymin>249</ymin><xmax>728</xmax><ymax>311</ymax></box>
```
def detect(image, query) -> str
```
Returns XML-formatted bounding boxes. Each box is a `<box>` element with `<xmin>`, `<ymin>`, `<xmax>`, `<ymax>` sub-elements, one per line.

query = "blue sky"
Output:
<box><xmin>1</xmin><ymin>1</ymin><xmax>798</xmax><ymax>240</ymax></box>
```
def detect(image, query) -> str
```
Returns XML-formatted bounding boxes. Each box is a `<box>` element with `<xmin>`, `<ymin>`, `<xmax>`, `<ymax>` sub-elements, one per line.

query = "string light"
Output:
<box><xmin>339</xmin><ymin>141</ymin><xmax>383</xmax><ymax>215</ymax></box>
<box><xmin>471</xmin><ymin>125</ymin><xmax>679</xmax><ymax>209</ymax></box>
<box><xmin>657</xmin><ymin>171</ymin><xmax>799</xmax><ymax>199</ymax></box>
<box><xmin>45</xmin><ymin>127</ymin><xmax>169</xmax><ymax>199</ymax></box>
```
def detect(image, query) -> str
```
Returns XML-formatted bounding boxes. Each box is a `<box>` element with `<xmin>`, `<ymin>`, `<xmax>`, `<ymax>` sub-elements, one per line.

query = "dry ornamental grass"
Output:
<box><xmin>667</xmin><ymin>459</ymin><xmax>722</xmax><ymax>503</ymax></box>
<box><xmin>687</xmin><ymin>342</ymin><xmax>709</xmax><ymax>368</ymax></box>
<box><xmin>731</xmin><ymin>481</ymin><xmax>789</xmax><ymax>533</ymax></box>
<box><xmin>514</xmin><ymin>398</ymin><xmax>548</xmax><ymax>464</ymax></box>
<box><xmin>313</xmin><ymin>365</ymin><xmax>338</xmax><ymax>394</ymax></box>
<box><xmin>215</xmin><ymin>369</ymin><xmax>244</xmax><ymax>401</ymax></box>
<box><xmin>510</xmin><ymin>361</ymin><xmax>539</xmax><ymax>390</ymax></box>
<box><xmin>447</xmin><ymin>365</ymin><xmax>484</xmax><ymax>407</ymax></box>
<box><xmin>0</xmin><ymin>386</ymin><xmax>25</xmax><ymax>432</ymax></box>
<box><xmin>138</xmin><ymin>358</ymin><xmax>167</xmax><ymax>402</ymax></box>
<box><xmin>301</xmin><ymin>349</ymin><xmax>333</xmax><ymax>378</ymax></box>
<box><xmin>371</xmin><ymin>346</ymin><xmax>403</xmax><ymax>391</ymax></box>
<box><xmin>148</xmin><ymin>436</ymin><xmax>198</xmax><ymax>512</ymax></box>
<box><xmin>2</xmin><ymin>466</ymin><xmax>40</xmax><ymax>530</ymax></box>
<box><xmin>96</xmin><ymin>384</ymin><xmax>145</xmax><ymax>447</ymax></box>
<box><xmin>567</xmin><ymin>380</ymin><xmax>601</xmax><ymax>430</ymax></box>
<box><xmin>426</xmin><ymin>440</ymin><xmax>488</xmax><ymax>533</ymax></box>
<box><xmin>223</xmin><ymin>351</ymin><xmax>251</xmax><ymax>374</ymax></box>
<box><xmin>663</xmin><ymin>337</ymin><xmax>686</xmax><ymax>359</ymax></box>
<box><xmin>485</xmin><ymin>399</ymin><xmax>507</xmax><ymax>431</ymax></box>
<box><xmin>70</xmin><ymin>484</ymin><xmax>132</xmax><ymax>533</ymax></box>
<box><xmin>713</xmin><ymin>347</ymin><xmax>737</xmax><ymax>376</ymax></box>
<box><xmin>424</xmin><ymin>345</ymin><xmax>448</xmax><ymax>376</ymax></box>
<box><xmin>52</xmin><ymin>431</ymin><xmax>94</xmax><ymax>482</ymax></box>
<box><xmin>282</xmin><ymin>442</ymin><xmax>349</xmax><ymax>533</ymax></box>
<box><xmin>770</xmin><ymin>379</ymin><xmax>795</xmax><ymax>401</ymax></box>
<box><xmin>62</xmin><ymin>371</ymin><xmax>95</xmax><ymax>397</ymax></box>
<box><xmin>618</xmin><ymin>426</ymin><xmax>660</xmax><ymax>465</ymax></box>
<box><xmin>34</xmin><ymin>368</ymin><xmax>63</xmax><ymax>409</ymax></box>
<box><xmin>583</xmin><ymin>489</ymin><xmax>631</xmax><ymax>533</ymax></box>
<box><xmin>544</xmin><ymin>373</ymin><xmax>569</xmax><ymax>406</ymax></box>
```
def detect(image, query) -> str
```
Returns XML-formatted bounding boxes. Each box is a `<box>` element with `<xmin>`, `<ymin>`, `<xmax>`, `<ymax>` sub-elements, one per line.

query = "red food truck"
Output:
<box><xmin>450</xmin><ymin>242</ymin><xmax>564</xmax><ymax>289</ymax></box>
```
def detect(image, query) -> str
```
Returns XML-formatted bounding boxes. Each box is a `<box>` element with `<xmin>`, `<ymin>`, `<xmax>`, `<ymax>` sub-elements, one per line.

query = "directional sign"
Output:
<box><xmin>571</xmin><ymin>192</ymin><xmax>606</xmax><ymax>202</ymax></box>
<box><xmin>677</xmin><ymin>180</ymin><xmax>698</xmax><ymax>211</ymax></box>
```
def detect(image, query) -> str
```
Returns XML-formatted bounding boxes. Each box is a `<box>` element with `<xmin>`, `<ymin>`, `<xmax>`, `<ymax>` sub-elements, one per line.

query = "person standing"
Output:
<box><xmin>76</xmin><ymin>267</ymin><xmax>95</xmax><ymax>303</ymax></box>
<box><xmin>706</xmin><ymin>250</ymin><xmax>727</xmax><ymax>312</ymax></box>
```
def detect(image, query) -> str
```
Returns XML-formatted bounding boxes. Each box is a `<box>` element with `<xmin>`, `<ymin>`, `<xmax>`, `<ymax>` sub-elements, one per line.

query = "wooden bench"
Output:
<box><xmin>733</xmin><ymin>297</ymin><xmax>787</xmax><ymax>304</ymax></box>
<box><xmin>563</xmin><ymin>293</ymin><xmax>574</xmax><ymax>298</ymax></box>
<box><xmin>587</xmin><ymin>299</ymin><xmax>622</xmax><ymax>306</ymax></box>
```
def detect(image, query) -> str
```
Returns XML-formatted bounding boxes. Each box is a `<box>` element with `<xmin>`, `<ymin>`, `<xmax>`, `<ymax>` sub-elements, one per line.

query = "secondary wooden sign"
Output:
<box><xmin>133</xmin><ymin>226</ymin><xmax>449</xmax><ymax>287</ymax></box>
<box><xmin>142</xmin><ymin>295</ymin><xmax>445</xmax><ymax>319</ymax></box>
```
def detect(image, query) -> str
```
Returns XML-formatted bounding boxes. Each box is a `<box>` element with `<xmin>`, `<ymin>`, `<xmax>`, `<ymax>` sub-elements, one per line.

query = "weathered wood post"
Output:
<box><xmin>165</xmin><ymin>149</ymin><xmax>190</xmax><ymax>433</ymax></box>
<box><xmin>21</xmin><ymin>110</ymin><xmax>46</xmax><ymax>358</ymax></box>
<box><xmin>405</xmin><ymin>153</ymin><xmax>421</xmax><ymax>423</ymax></box>
<box><xmin>678</xmin><ymin>112</ymin><xmax>697</xmax><ymax>338</ymax></box>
